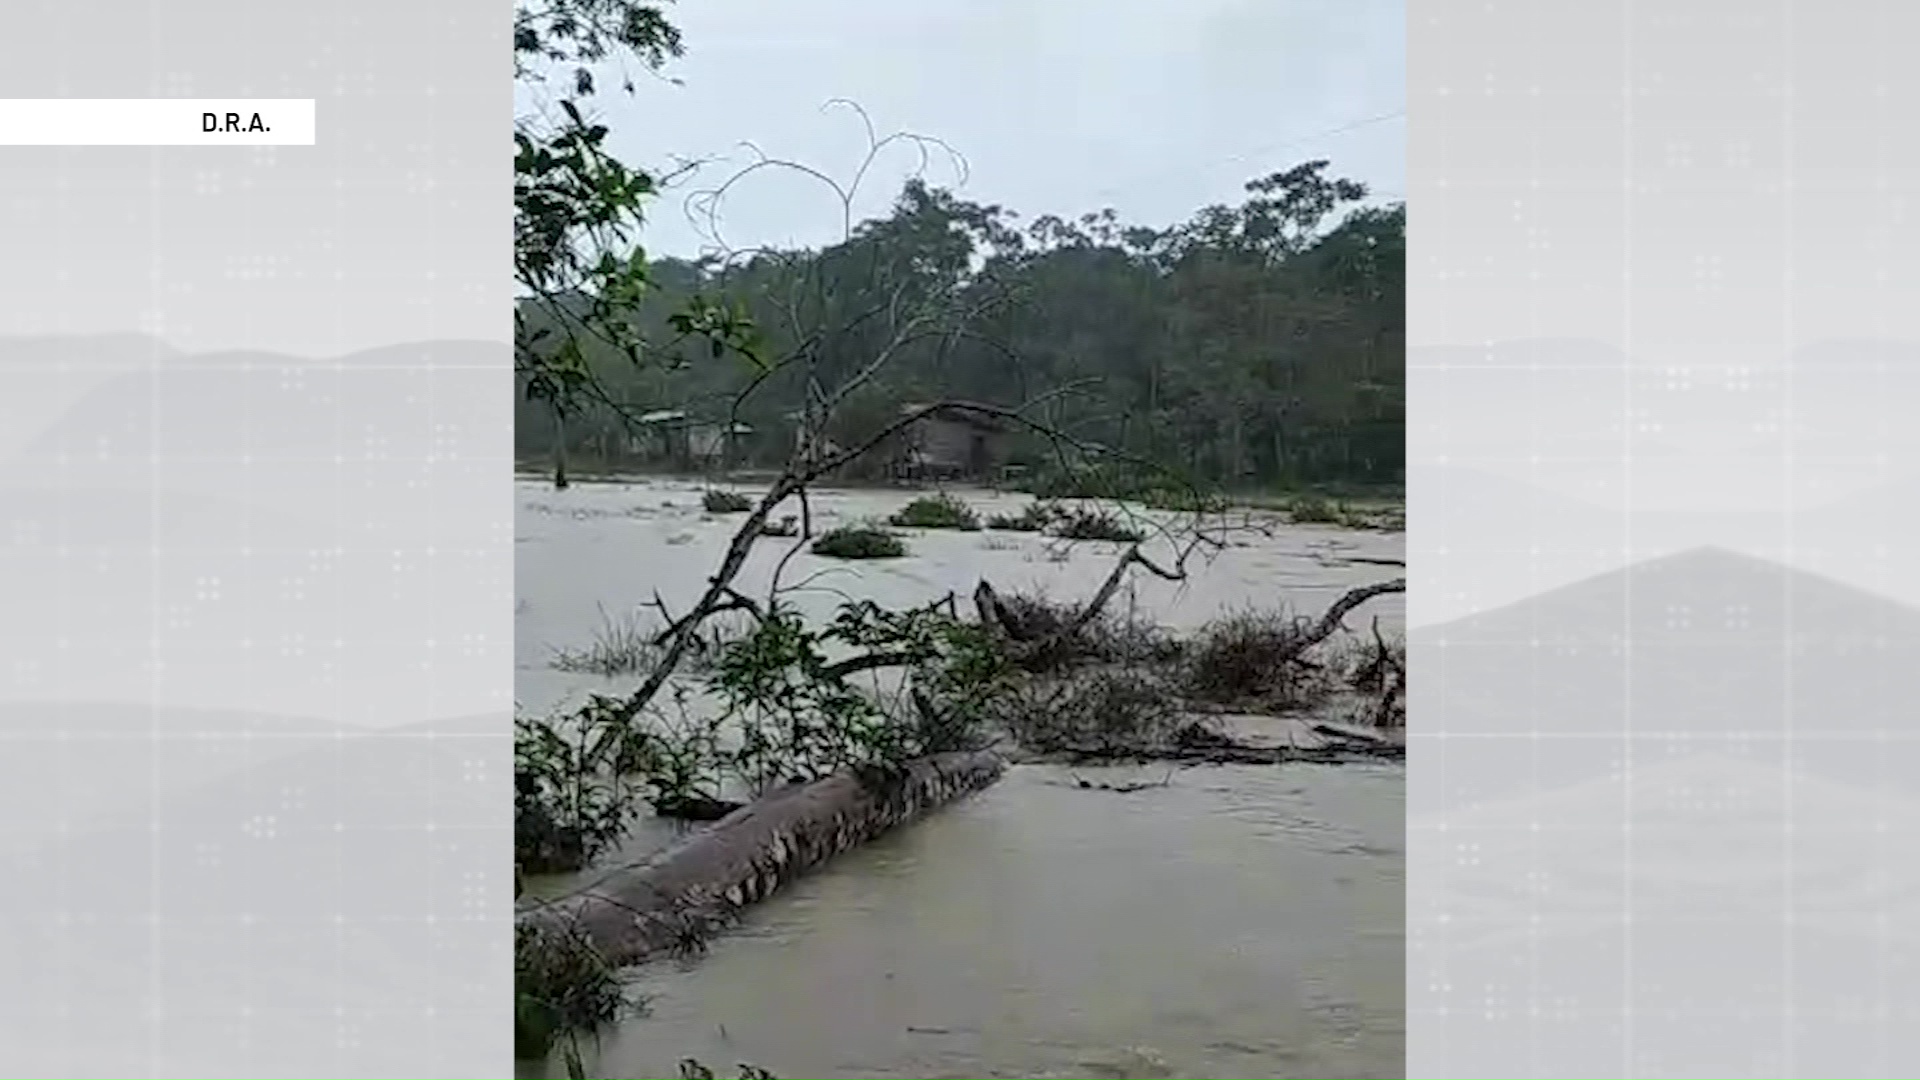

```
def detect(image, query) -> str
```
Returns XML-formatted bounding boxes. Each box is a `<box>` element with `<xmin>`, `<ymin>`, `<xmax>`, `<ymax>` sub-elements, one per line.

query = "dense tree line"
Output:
<box><xmin>516</xmin><ymin>14</ymin><xmax>1402</xmax><ymax>493</ymax></box>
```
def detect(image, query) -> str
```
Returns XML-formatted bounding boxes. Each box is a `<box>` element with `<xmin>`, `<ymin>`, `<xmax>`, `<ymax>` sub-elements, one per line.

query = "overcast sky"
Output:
<box><xmin>542</xmin><ymin>0</ymin><xmax>1405</xmax><ymax>257</ymax></box>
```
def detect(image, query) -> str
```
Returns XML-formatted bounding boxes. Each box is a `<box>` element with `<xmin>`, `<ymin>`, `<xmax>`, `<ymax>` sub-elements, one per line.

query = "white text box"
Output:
<box><xmin>0</xmin><ymin>99</ymin><xmax>315</xmax><ymax>146</ymax></box>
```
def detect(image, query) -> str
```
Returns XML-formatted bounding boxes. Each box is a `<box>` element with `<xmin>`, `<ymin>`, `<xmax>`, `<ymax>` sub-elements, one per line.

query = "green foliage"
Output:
<box><xmin>1287</xmin><ymin>493</ymin><xmax>1343</xmax><ymax>524</ymax></box>
<box><xmin>514</xmin><ymin>921</ymin><xmax>632</xmax><ymax>1062</ymax></box>
<box><xmin>514</xmin><ymin>0</ymin><xmax>684</xmax><ymax>87</ymax></box>
<box><xmin>1050</xmin><ymin>508</ymin><xmax>1144</xmax><ymax>543</ymax></box>
<box><xmin>625</xmin><ymin>600</ymin><xmax>1007</xmax><ymax>800</ymax></box>
<box><xmin>827</xmin><ymin>599</ymin><xmax>1012</xmax><ymax>750</ymax></box>
<box><xmin>702</xmin><ymin>488</ymin><xmax>752</xmax><ymax>513</ymax></box>
<box><xmin>514</xmin><ymin>0</ymin><xmax>764</xmax><ymax>477</ymax></box>
<box><xmin>811</xmin><ymin>524</ymin><xmax>907</xmax><ymax>559</ymax></box>
<box><xmin>888</xmin><ymin>493</ymin><xmax>982</xmax><ymax>530</ymax></box>
<box><xmin>522</xmin><ymin>597</ymin><xmax>1009</xmax><ymax>841</ymax></box>
<box><xmin>706</xmin><ymin>607</ymin><xmax>897</xmax><ymax>788</ymax></box>
<box><xmin>514</xmin><ymin>711</ymin><xmax>639</xmax><ymax>873</ymax></box>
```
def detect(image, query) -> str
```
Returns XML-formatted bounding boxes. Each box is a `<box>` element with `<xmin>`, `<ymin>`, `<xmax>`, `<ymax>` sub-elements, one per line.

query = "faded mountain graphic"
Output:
<box><xmin>1411</xmin><ymin>464</ymin><xmax>1920</xmax><ymax>624</ymax></box>
<box><xmin>0</xmin><ymin>336</ymin><xmax>512</xmax><ymax>1076</ymax></box>
<box><xmin>1414</xmin><ymin>547</ymin><xmax>1920</xmax><ymax>807</ymax></box>
<box><xmin>0</xmin><ymin>710</ymin><xmax>506</xmax><ymax>1079</ymax></box>
<box><xmin>0</xmin><ymin>338</ymin><xmax>512</xmax><ymax>726</ymax></box>
<box><xmin>1411</xmin><ymin>549</ymin><xmax>1920</xmax><ymax>1078</ymax></box>
<box><xmin>0</xmin><ymin>338</ymin><xmax>510</xmax><ymax>539</ymax></box>
<box><xmin>1407</xmin><ymin>465</ymin><xmax>1628</xmax><ymax>626</ymax></box>
<box><xmin>0</xmin><ymin>702</ymin><xmax>352</xmax><ymax>855</ymax></box>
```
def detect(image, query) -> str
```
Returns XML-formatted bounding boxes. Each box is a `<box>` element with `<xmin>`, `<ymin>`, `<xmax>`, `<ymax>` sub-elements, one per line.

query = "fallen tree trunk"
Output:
<box><xmin>518</xmin><ymin>750</ymin><xmax>1006</xmax><ymax>967</ymax></box>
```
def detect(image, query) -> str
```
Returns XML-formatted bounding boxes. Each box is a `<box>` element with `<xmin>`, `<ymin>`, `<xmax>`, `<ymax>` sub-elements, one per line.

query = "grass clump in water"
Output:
<box><xmin>1182</xmin><ymin>609</ymin><xmax>1332</xmax><ymax>709</ymax></box>
<box><xmin>811</xmin><ymin>523</ymin><xmax>906</xmax><ymax>559</ymax></box>
<box><xmin>549</xmin><ymin>608</ymin><xmax>660</xmax><ymax>677</ymax></box>
<box><xmin>996</xmin><ymin>667</ymin><xmax>1185</xmax><ymax>755</ymax></box>
<box><xmin>888</xmin><ymin>493</ymin><xmax>981</xmax><ymax>531</ymax></box>
<box><xmin>703</xmin><ymin>489</ymin><xmax>752</xmax><ymax>513</ymax></box>
<box><xmin>1050</xmin><ymin>507</ymin><xmax>1144</xmax><ymax>543</ymax></box>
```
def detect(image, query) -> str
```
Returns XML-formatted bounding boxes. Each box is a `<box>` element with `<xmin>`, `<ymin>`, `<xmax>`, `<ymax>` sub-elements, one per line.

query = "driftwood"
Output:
<box><xmin>518</xmin><ymin>751</ymin><xmax>1005</xmax><ymax>967</ymax></box>
<box><xmin>1286</xmin><ymin>577</ymin><xmax>1408</xmax><ymax>660</ymax></box>
<box><xmin>1309</xmin><ymin>720</ymin><xmax>1398</xmax><ymax>747</ymax></box>
<box><xmin>1042</xmin><ymin>718</ymin><xmax>1404</xmax><ymax>766</ymax></box>
<box><xmin>1054</xmin><ymin>740</ymin><xmax>1404</xmax><ymax>766</ymax></box>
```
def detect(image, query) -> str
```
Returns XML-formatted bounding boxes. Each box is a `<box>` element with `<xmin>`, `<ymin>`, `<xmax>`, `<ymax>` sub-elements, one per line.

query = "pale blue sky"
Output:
<box><xmin>534</xmin><ymin>0</ymin><xmax>1405</xmax><ymax>257</ymax></box>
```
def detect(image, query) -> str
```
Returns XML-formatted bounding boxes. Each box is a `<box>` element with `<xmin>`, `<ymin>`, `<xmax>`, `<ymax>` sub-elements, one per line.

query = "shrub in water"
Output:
<box><xmin>1183</xmin><ymin>609</ymin><xmax>1332</xmax><ymax>708</ymax></box>
<box><xmin>514</xmin><ymin>713</ymin><xmax>637</xmax><ymax>874</ymax></box>
<box><xmin>887</xmin><ymin>492</ymin><xmax>981</xmax><ymax>530</ymax></box>
<box><xmin>995</xmin><ymin>668</ymin><xmax>1185</xmax><ymax>754</ymax></box>
<box><xmin>811</xmin><ymin>523</ymin><xmax>907</xmax><ymax>559</ymax></box>
<box><xmin>1288</xmin><ymin>493</ymin><xmax>1342</xmax><ymax>524</ymax></box>
<box><xmin>703</xmin><ymin>489</ymin><xmax>752</xmax><ymax>513</ymax></box>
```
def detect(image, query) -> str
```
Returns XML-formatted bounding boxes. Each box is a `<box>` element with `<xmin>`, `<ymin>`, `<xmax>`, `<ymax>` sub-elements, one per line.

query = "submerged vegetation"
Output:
<box><xmin>702</xmin><ymin>489</ymin><xmax>752</xmax><ymax>513</ymax></box>
<box><xmin>517</xmin><ymin>574</ymin><xmax>1404</xmax><ymax>879</ymax></box>
<box><xmin>810</xmin><ymin>523</ymin><xmax>908</xmax><ymax>559</ymax></box>
<box><xmin>548</xmin><ymin>607</ymin><xmax>660</xmax><ymax>676</ymax></box>
<box><xmin>1050</xmin><ymin>507</ymin><xmax>1146</xmax><ymax>543</ymax></box>
<box><xmin>888</xmin><ymin>492</ymin><xmax>983</xmax><ymax>530</ymax></box>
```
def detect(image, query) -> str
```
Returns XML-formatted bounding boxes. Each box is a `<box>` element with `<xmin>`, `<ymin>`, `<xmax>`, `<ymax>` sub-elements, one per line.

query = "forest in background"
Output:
<box><xmin>515</xmin><ymin>161</ymin><xmax>1404</xmax><ymax>493</ymax></box>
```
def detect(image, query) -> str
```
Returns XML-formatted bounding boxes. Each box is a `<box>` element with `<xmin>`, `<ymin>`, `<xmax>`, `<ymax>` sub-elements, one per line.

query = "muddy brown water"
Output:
<box><xmin>517</xmin><ymin>479</ymin><xmax>1405</xmax><ymax>1079</ymax></box>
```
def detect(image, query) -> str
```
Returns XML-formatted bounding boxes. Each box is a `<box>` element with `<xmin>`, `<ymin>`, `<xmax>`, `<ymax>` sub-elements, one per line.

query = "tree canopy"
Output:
<box><xmin>517</xmin><ymin>160</ymin><xmax>1403</xmax><ymax>490</ymax></box>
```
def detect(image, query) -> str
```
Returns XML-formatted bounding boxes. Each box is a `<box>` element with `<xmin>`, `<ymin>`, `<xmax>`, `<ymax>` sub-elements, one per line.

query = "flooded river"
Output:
<box><xmin>517</xmin><ymin>478</ymin><xmax>1405</xmax><ymax>1079</ymax></box>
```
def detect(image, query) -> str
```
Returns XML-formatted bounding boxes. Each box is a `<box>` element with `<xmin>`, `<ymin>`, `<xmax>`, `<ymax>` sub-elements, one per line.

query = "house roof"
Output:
<box><xmin>901</xmin><ymin>402</ymin><xmax>1011</xmax><ymax>433</ymax></box>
